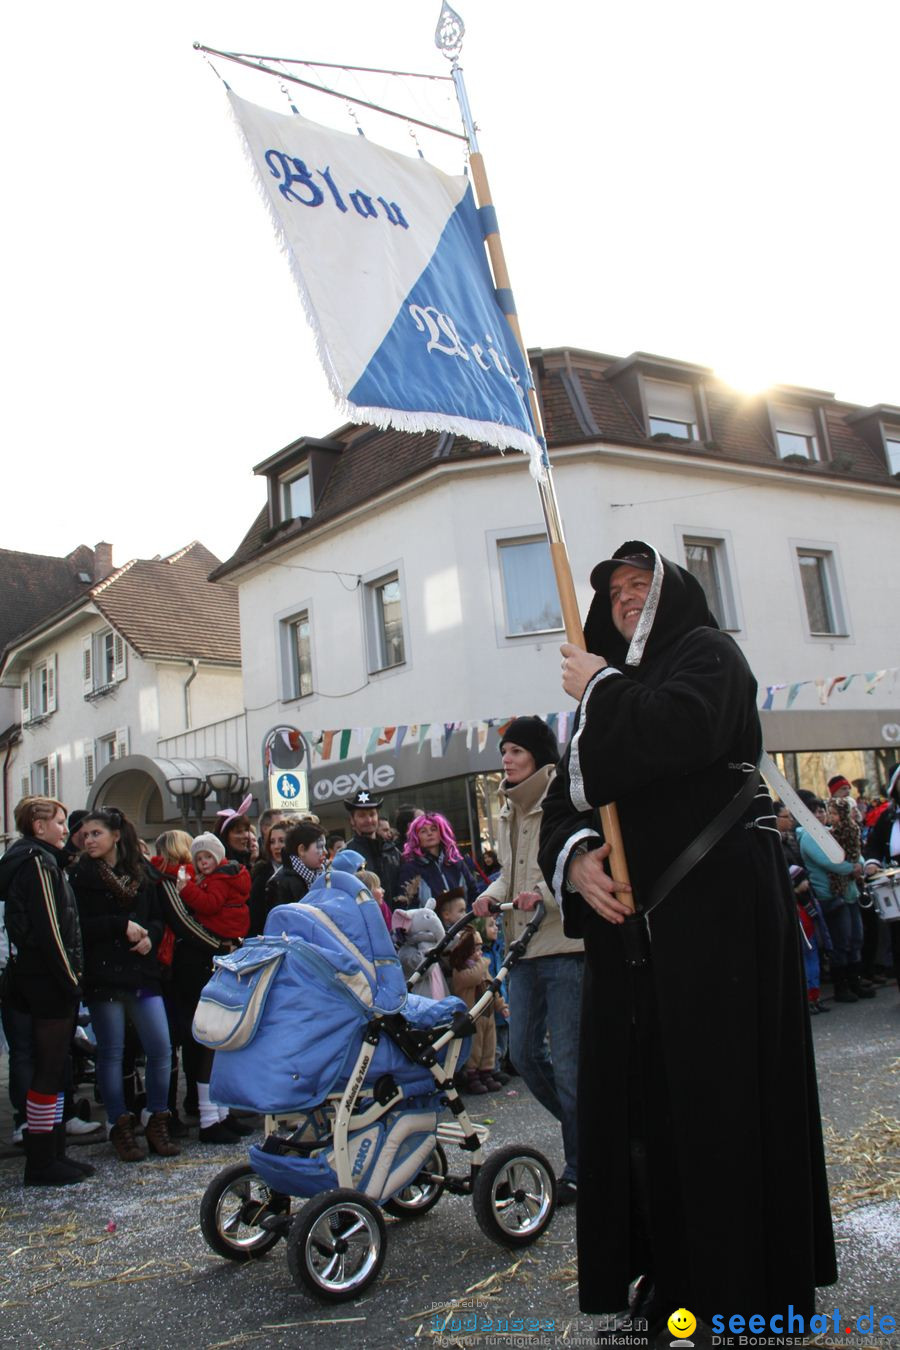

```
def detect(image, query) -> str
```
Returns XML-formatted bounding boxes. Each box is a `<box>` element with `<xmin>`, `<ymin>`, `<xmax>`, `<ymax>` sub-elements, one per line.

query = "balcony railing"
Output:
<box><xmin>158</xmin><ymin>713</ymin><xmax>249</xmax><ymax>773</ymax></box>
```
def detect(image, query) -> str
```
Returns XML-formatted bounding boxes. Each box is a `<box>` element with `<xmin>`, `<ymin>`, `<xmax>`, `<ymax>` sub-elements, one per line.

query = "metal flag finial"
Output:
<box><xmin>435</xmin><ymin>2</ymin><xmax>465</xmax><ymax>61</ymax></box>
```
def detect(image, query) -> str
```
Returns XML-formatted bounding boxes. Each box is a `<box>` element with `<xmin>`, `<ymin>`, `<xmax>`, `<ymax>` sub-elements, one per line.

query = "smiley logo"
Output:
<box><xmin>667</xmin><ymin>1308</ymin><xmax>697</xmax><ymax>1340</ymax></box>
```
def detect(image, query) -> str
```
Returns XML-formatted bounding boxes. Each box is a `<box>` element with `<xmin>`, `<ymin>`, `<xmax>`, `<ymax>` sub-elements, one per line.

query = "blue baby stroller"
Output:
<box><xmin>194</xmin><ymin>866</ymin><xmax>555</xmax><ymax>1301</ymax></box>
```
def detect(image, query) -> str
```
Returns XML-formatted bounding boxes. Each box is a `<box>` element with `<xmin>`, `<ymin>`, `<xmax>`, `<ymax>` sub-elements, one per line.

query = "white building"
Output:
<box><xmin>207</xmin><ymin>347</ymin><xmax>900</xmax><ymax>847</ymax></box>
<box><xmin>0</xmin><ymin>541</ymin><xmax>244</xmax><ymax>846</ymax></box>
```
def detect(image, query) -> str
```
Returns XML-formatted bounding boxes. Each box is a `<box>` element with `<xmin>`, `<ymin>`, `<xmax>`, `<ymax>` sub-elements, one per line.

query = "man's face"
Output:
<box><xmin>776</xmin><ymin>806</ymin><xmax>794</xmax><ymax>834</ymax></box>
<box><xmin>351</xmin><ymin>808</ymin><xmax>379</xmax><ymax>836</ymax></box>
<box><xmin>609</xmin><ymin>564</ymin><xmax>652</xmax><ymax>641</ymax></box>
<box><xmin>833</xmin><ymin>785</ymin><xmax>851</xmax><ymax>799</ymax></box>
<box><xmin>376</xmin><ymin>819</ymin><xmax>394</xmax><ymax>841</ymax></box>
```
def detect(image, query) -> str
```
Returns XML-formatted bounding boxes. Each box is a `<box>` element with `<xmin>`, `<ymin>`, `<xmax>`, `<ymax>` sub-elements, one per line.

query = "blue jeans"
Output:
<box><xmin>823</xmin><ymin>902</ymin><xmax>863</xmax><ymax>969</ymax></box>
<box><xmin>89</xmin><ymin>992</ymin><xmax>172</xmax><ymax>1123</ymax></box>
<box><xmin>508</xmin><ymin>954</ymin><xmax>583</xmax><ymax>1183</ymax></box>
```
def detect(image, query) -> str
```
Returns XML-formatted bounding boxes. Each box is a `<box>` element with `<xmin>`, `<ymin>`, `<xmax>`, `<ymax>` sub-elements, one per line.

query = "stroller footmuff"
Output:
<box><xmin>194</xmin><ymin>871</ymin><xmax>556</xmax><ymax>1298</ymax></box>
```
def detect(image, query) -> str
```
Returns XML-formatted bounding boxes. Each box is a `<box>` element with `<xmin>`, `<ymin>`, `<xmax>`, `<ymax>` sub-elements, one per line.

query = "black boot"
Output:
<box><xmin>54</xmin><ymin>1122</ymin><xmax>95</xmax><ymax>1177</ymax></box>
<box><xmin>847</xmin><ymin>965</ymin><xmax>876</xmax><ymax>999</ymax></box>
<box><xmin>24</xmin><ymin>1130</ymin><xmax>86</xmax><ymax>1186</ymax></box>
<box><xmin>832</xmin><ymin>971</ymin><xmax>858</xmax><ymax>1003</ymax></box>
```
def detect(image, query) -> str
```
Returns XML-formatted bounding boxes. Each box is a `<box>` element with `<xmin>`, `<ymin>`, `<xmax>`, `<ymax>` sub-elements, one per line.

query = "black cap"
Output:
<box><xmin>590</xmin><ymin>546</ymin><xmax>654</xmax><ymax>593</ymax></box>
<box><xmin>499</xmin><ymin>716</ymin><xmax>559</xmax><ymax>770</ymax></box>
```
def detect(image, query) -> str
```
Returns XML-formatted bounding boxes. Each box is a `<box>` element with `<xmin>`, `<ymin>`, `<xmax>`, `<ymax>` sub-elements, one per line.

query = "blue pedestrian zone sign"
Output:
<box><xmin>268</xmin><ymin>770</ymin><xmax>309</xmax><ymax>811</ymax></box>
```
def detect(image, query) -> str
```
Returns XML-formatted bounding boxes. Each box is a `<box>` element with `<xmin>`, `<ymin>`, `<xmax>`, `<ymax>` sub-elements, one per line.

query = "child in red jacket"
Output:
<box><xmin>177</xmin><ymin>833</ymin><xmax>251</xmax><ymax>942</ymax></box>
<box><xmin>174</xmin><ymin>833</ymin><xmax>251</xmax><ymax>1142</ymax></box>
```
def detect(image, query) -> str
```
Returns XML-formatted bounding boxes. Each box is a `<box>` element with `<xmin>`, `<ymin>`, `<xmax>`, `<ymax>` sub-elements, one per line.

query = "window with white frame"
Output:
<box><xmin>497</xmin><ymin>537</ymin><xmax>564</xmax><ymax>636</ymax></box>
<box><xmin>795</xmin><ymin>549</ymin><xmax>847</xmax><ymax>636</ymax></box>
<box><xmin>30</xmin><ymin>753</ymin><xmax>59</xmax><ymax>798</ymax></box>
<box><xmin>281</xmin><ymin>609</ymin><xmax>314</xmax><ymax>699</ymax></box>
<box><xmin>281</xmin><ymin>470</ymin><xmax>312</xmax><ymax>522</ymax></box>
<box><xmin>95</xmin><ymin>728</ymin><xmax>130</xmax><ymax>774</ymax></box>
<box><xmin>365</xmin><ymin>572</ymin><xmax>406</xmax><ymax>672</ymax></box>
<box><xmin>773</xmin><ymin>404</ymin><xmax>821</xmax><ymax>460</ymax></box>
<box><xmin>680</xmin><ymin>535</ymin><xmax>740</xmax><ymax>631</ymax></box>
<box><xmin>83</xmin><ymin>628</ymin><xmax>127</xmax><ymax>695</ymax></box>
<box><xmin>884</xmin><ymin>427</ymin><xmax>900</xmax><ymax>475</ymax></box>
<box><xmin>20</xmin><ymin>655</ymin><xmax>58</xmax><ymax>722</ymax></box>
<box><xmin>644</xmin><ymin>378</ymin><xmax>699</xmax><ymax>440</ymax></box>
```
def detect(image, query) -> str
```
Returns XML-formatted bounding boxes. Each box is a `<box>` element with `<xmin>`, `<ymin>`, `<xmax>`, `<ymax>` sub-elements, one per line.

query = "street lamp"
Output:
<box><xmin>206</xmin><ymin>771</ymin><xmax>251</xmax><ymax>811</ymax></box>
<box><xmin>166</xmin><ymin>773</ymin><xmax>207</xmax><ymax>831</ymax></box>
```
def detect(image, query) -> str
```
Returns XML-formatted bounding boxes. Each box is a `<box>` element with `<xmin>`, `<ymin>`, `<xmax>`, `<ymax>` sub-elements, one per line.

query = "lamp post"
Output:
<box><xmin>206</xmin><ymin>771</ymin><xmax>250</xmax><ymax>812</ymax></box>
<box><xmin>166</xmin><ymin>774</ymin><xmax>209</xmax><ymax>832</ymax></box>
<box><xmin>166</xmin><ymin>774</ymin><xmax>202</xmax><ymax>830</ymax></box>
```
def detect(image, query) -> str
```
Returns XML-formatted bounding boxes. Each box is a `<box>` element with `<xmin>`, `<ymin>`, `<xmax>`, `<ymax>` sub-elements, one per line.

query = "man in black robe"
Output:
<box><xmin>538</xmin><ymin>540</ymin><xmax>835</xmax><ymax>1336</ymax></box>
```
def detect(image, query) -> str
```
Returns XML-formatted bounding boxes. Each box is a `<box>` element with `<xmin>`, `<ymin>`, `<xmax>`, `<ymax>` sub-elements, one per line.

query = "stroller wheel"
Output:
<box><xmin>286</xmin><ymin>1189</ymin><xmax>386</xmax><ymax>1301</ymax></box>
<box><xmin>472</xmin><ymin>1145</ymin><xmax>556</xmax><ymax>1248</ymax></box>
<box><xmin>200</xmin><ymin>1162</ymin><xmax>291</xmax><ymax>1260</ymax></box>
<box><xmin>384</xmin><ymin>1143</ymin><xmax>448</xmax><ymax>1219</ymax></box>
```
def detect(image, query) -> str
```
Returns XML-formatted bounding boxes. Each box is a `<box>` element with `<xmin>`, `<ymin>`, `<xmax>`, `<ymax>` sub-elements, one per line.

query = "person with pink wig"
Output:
<box><xmin>397</xmin><ymin>813</ymin><xmax>479</xmax><ymax>909</ymax></box>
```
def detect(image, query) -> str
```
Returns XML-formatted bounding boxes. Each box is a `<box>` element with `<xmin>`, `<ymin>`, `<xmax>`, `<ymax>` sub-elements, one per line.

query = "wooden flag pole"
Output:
<box><xmin>436</xmin><ymin>5</ymin><xmax>633</xmax><ymax>907</ymax></box>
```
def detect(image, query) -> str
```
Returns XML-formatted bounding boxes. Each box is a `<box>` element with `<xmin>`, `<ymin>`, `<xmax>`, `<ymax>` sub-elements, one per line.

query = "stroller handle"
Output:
<box><xmin>405</xmin><ymin>900</ymin><xmax>545</xmax><ymax>991</ymax></box>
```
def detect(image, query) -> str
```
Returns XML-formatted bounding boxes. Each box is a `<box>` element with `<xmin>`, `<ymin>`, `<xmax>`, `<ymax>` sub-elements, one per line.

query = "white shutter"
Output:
<box><xmin>84</xmin><ymin>742</ymin><xmax>96</xmax><ymax>789</ymax></box>
<box><xmin>644</xmin><ymin>378</ymin><xmax>697</xmax><ymax>423</ymax></box>
<box><xmin>114</xmin><ymin>726</ymin><xmax>129</xmax><ymax>760</ymax></box>
<box><xmin>20</xmin><ymin>773</ymin><xmax>30</xmax><ymax>801</ymax></box>
<box><xmin>113</xmin><ymin>633</ymin><xmax>127</xmax><ymax>681</ymax></box>
<box><xmin>773</xmin><ymin>403</ymin><xmax>817</xmax><ymax>436</ymax></box>
<box><xmin>20</xmin><ymin>670</ymin><xmax>31</xmax><ymax>723</ymax></box>
<box><xmin>48</xmin><ymin>753</ymin><xmax>59</xmax><ymax>800</ymax></box>
<box><xmin>46</xmin><ymin>654</ymin><xmax>57</xmax><ymax>713</ymax></box>
<box><xmin>82</xmin><ymin>636</ymin><xmax>94</xmax><ymax>694</ymax></box>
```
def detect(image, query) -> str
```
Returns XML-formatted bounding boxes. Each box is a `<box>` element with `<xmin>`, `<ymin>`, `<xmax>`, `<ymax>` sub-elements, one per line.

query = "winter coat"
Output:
<box><xmin>0</xmin><ymin>837</ymin><xmax>83</xmax><ymax>996</ymax></box>
<box><xmin>538</xmin><ymin>539</ymin><xmax>835</xmax><ymax>1321</ymax></box>
<box><xmin>69</xmin><ymin>855</ymin><xmax>166</xmax><ymax>996</ymax></box>
<box><xmin>480</xmin><ymin>763</ymin><xmax>583</xmax><ymax>960</ymax></box>
<box><xmin>344</xmin><ymin>833</ymin><xmax>401</xmax><ymax>906</ymax></box>
<box><xmin>797</xmin><ymin>827</ymin><xmax>859</xmax><ymax>911</ymax></box>
<box><xmin>449</xmin><ymin>954</ymin><xmax>491</xmax><ymax>1009</ymax></box>
<box><xmin>397</xmin><ymin>849</ymin><xmax>479</xmax><ymax>909</ymax></box>
<box><xmin>177</xmin><ymin>862</ymin><xmax>250</xmax><ymax>941</ymax></box>
<box><xmin>152</xmin><ymin>859</ymin><xmax>230</xmax><ymax>958</ymax></box>
<box><xmin>865</xmin><ymin>806</ymin><xmax>900</xmax><ymax>866</ymax></box>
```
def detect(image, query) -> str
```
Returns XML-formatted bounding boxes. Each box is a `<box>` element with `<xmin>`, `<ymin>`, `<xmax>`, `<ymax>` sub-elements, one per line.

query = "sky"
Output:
<box><xmin>4</xmin><ymin>0</ymin><xmax>898</xmax><ymax>568</ymax></box>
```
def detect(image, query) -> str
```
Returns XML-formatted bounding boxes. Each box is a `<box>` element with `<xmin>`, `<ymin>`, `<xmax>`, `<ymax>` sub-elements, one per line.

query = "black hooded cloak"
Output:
<box><xmin>538</xmin><ymin>541</ymin><xmax>835</xmax><ymax>1322</ymax></box>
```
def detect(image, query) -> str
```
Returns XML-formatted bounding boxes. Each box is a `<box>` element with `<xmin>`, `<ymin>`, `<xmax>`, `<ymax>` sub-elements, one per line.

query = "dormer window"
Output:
<box><xmin>884</xmin><ymin>427</ymin><xmax>900</xmax><ymax>474</ymax></box>
<box><xmin>773</xmin><ymin>403</ymin><xmax>821</xmax><ymax>460</ymax></box>
<box><xmin>281</xmin><ymin>470</ymin><xmax>312</xmax><ymax>522</ymax></box>
<box><xmin>644</xmin><ymin>378</ymin><xmax>699</xmax><ymax>440</ymax></box>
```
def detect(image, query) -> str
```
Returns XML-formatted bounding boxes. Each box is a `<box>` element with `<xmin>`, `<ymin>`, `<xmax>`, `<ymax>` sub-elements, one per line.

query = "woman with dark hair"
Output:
<box><xmin>0</xmin><ymin>796</ymin><xmax>91</xmax><ymax>1186</ymax></box>
<box><xmin>69</xmin><ymin>807</ymin><xmax>180</xmax><ymax>1162</ymax></box>
<box><xmin>215</xmin><ymin>793</ymin><xmax>254</xmax><ymax>866</ymax></box>
<box><xmin>247</xmin><ymin>819</ymin><xmax>287</xmax><ymax>936</ymax></box>
<box><xmin>397</xmin><ymin>813</ymin><xmax>479</xmax><ymax>909</ymax></box>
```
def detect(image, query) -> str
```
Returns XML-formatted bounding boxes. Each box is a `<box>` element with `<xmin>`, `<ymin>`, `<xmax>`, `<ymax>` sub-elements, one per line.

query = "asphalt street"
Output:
<box><xmin>0</xmin><ymin>990</ymin><xmax>897</xmax><ymax>1350</ymax></box>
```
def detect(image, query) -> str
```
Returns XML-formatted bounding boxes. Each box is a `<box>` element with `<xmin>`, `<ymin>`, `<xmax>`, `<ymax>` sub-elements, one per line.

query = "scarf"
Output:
<box><xmin>95</xmin><ymin>858</ymin><xmax>142</xmax><ymax>907</ymax></box>
<box><xmin>828</xmin><ymin>799</ymin><xmax>860</xmax><ymax>899</ymax></box>
<box><xmin>288</xmin><ymin>855</ymin><xmax>322</xmax><ymax>888</ymax></box>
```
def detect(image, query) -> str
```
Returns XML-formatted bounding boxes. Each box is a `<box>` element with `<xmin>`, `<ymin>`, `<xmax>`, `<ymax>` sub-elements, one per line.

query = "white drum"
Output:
<box><xmin>867</xmin><ymin>870</ymin><xmax>900</xmax><ymax>923</ymax></box>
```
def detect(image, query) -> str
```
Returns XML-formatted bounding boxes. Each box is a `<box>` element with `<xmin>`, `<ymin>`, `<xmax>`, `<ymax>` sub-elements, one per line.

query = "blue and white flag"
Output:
<box><xmin>227</xmin><ymin>92</ymin><xmax>540</xmax><ymax>464</ymax></box>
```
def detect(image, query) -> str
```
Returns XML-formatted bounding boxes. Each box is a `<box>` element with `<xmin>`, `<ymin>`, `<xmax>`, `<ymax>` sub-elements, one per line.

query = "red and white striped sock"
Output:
<box><xmin>26</xmin><ymin>1091</ymin><xmax>57</xmax><ymax>1135</ymax></box>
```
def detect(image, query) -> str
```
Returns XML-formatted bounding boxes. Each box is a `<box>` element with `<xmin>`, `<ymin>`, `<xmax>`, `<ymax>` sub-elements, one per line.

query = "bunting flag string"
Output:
<box><xmin>297</xmin><ymin>664</ymin><xmax>898</xmax><ymax>768</ymax></box>
<box><xmin>759</xmin><ymin>665</ymin><xmax>897</xmax><ymax>711</ymax></box>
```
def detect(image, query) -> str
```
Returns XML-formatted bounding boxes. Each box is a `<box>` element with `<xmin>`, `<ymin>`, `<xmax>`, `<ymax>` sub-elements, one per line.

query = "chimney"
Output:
<box><xmin>94</xmin><ymin>541</ymin><xmax>113</xmax><ymax>581</ymax></box>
